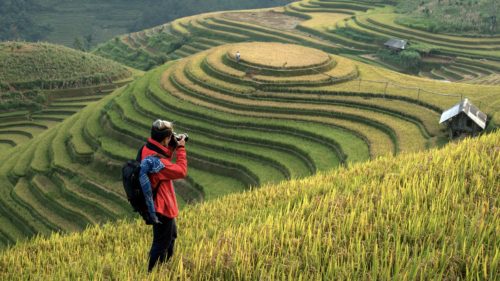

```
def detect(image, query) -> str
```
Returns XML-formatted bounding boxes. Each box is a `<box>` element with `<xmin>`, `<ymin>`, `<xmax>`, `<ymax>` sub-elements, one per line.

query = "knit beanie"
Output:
<box><xmin>151</xmin><ymin>119</ymin><xmax>173</xmax><ymax>142</ymax></box>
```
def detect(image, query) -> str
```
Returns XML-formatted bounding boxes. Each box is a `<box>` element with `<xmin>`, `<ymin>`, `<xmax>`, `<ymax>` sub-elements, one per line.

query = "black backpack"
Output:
<box><xmin>121</xmin><ymin>143</ymin><xmax>169</xmax><ymax>224</ymax></box>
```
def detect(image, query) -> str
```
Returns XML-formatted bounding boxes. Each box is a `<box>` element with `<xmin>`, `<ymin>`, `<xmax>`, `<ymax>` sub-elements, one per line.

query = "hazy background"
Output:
<box><xmin>0</xmin><ymin>0</ymin><xmax>292</xmax><ymax>48</ymax></box>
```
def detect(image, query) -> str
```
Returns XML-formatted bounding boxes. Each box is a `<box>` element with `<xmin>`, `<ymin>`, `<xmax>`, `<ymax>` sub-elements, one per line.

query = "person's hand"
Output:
<box><xmin>150</xmin><ymin>214</ymin><xmax>162</xmax><ymax>225</ymax></box>
<box><xmin>177</xmin><ymin>135</ymin><xmax>186</xmax><ymax>147</ymax></box>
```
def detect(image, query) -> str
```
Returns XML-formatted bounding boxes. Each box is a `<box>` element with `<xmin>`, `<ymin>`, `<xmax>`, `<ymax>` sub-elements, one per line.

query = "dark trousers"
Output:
<box><xmin>148</xmin><ymin>215</ymin><xmax>177</xmax><ymax>272</ymax></box>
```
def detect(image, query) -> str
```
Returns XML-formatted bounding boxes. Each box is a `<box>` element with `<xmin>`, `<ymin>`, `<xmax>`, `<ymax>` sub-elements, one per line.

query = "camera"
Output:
<box><xmin>168</xmin><ymin>132</ymin><xmax>189</xmax><ymax>148</ymax></box>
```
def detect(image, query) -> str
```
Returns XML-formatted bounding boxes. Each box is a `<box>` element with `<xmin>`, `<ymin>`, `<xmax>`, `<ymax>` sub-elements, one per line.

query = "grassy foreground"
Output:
<box><xmin>0</xmin><ymin>131</ymin><xmax>498</xmax><ymax>280</ymax></box>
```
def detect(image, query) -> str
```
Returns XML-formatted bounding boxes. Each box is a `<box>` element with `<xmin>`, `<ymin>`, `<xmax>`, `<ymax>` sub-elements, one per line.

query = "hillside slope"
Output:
<box><xmin>1</xmin><ymin>131</ymin><xmax>498</xmax><ymax>280</ymax></box>
<box><xmin>0</xmin><ymin>42</ymin><xmax>131</xmax><ymax>91</ymax></box>
<box><xmin>0</xmin><ymin>41</ymin><xmax>135</xmax><ymax>150</ymax></box>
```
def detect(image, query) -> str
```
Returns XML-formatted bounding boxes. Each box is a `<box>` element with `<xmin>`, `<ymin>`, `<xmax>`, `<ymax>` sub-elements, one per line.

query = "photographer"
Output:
<box><xmin>138</xmin><ymin>119</ymin><xmax>188</xmax><ymax>272</ymax></box>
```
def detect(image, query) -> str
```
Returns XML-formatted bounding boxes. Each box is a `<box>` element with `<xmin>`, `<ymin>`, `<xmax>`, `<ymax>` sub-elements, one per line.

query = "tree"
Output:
<box><xmin>482</xmin><ymin>0</ymin><xmax>498</xmax><ymax>33</ymax></box>
<box><xmin>84</xmin><ymin>34</ymin><xmax>93</xmax><ymax>50</ymax></box>
<box><xmin>73</xmin><ymin>37</ymin><xmax>84</xmax><ymax>51</ymax></box>
<box><xmin>0</xmin><ymin>0</ymin><xmax>52</xmax><ymax>41</ymax></box>
<box><xmin>396</xmin><ymin>50</ymin><xmax>422</xmax><ymax>72</ymax></box>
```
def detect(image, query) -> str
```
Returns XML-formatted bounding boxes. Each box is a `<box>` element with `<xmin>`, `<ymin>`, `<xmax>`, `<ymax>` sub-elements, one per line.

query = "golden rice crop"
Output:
<box><xmin>250</xmin><ymin>55</ymin><xmax>356</xmax><ymax>82</ymax></box>
<box><xmin>161</xmin><ymin>65</ymin><xmax>394</xmax><ymax>157</ymax></box>
<box><xmin>302</xmin><ymin>60</ymin><xmax>500</xmax><ymax>124</ymax></box>
<box><xmin>300</xmin><ymin>12</ymin><xmax>352</xmax><ymax>30</ymax></box>
<box><xmin>1</xmin><ymin>130</ymin><xmax>497</xmax><ymax>280</ymax></box>
<box><xmin>250</xmin><ymin>92</ymin><xmax>442</xmax><ymax>137</ymax></box>
<box><xmin>227</xmin><ymin>42</ymin><xmax>329</xmax><ymax>69</ymax></box>
<box><xmin>186</xmin><ymin>51</ymin><xmax>254</xmax><ymax>93</ymax></box>
<box><xmin>169</xmin><ymin>62</ymin><xmax>427</xmax><ymax>153</ymax></box>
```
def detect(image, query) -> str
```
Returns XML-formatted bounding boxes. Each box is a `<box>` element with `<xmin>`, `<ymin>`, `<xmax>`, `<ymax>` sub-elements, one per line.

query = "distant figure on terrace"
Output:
<box><xmin>236</xmin><ymin>50</ymin><xmax>241</xmax><ymax>63</ymax></box>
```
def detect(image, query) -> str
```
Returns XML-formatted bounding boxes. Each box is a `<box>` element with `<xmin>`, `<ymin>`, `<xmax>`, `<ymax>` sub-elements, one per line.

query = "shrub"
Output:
<box><xmin>377</xmin><ymin>49</ymin><xmax>422</xmax><ymax>73</ymax></box>
<box><xmin>399</xmin><ymin>50</ymin><xmax>421</xmax><ymax>70</ymax></box>
<box><xmin>0</xmin><ymin>90</ymin><xmax>47</xmax><ymax>111</ymax></box>
<box><xmin>407</xmin><ymin>42</ymin><xmax>434</xmax><ymax>55</ymax></box>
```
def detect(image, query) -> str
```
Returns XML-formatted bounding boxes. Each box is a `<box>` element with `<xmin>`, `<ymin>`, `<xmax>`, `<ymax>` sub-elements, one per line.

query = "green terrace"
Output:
<box><xmin>0</xmin><ymin>42</ymin><xmax>136</xmax><ymax>151</ymax></box>
<box><xmin>0</xmin><ymin>83</ymin><xmax>132</xmax><ymax>150</ymax></box>
<box><xmin>0</xmin><ymin>42</ymin><xmax>465</xmax><ymax>246</ymax></box>
<box><xmin>286</xmin><ymin>2</ymin><xmax>500</xmax><ymax>84</ymax></box>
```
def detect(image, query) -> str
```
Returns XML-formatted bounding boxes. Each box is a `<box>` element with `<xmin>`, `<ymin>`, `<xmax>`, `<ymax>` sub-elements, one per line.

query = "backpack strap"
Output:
<box><xmin>138</xmin><ymin>143</ymin><xmax>164</xmax><ymax>198</ymax></box>
<box><xmin>145</xmin><ymin>142</ymin><xmax>170</xmax><ymax>158</ymax></box>
<box><xmin>135</xmin><ymin>145</ymin><xmax>145</xmax><ymax>161</ymax></box>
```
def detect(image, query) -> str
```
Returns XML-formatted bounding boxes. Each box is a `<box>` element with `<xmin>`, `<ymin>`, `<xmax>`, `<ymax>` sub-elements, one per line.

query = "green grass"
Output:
<box><xmin>50</xmin><ymin>173</ymin><xmax>119</xmax><ymax>221</ymax></box>
<box><xmin>0</xmin><ymin>110</ymin><xmax>29</xmax><ymax>118</ymax></box>
<box><xmin>0</xmin><ymin>123</ymin><xmax>47</xmax><ymax>133</ymax></box>
<box><xmin>188</xmin><ymin>167</ymin><xmax>246</xmax><ymax>200</ymax></box>
<box><xmin>24</xmin><ymin>176</ymin><xmax>82</xmax><ymax>232</ymax></box>
<box><xmin>67</xmin><ymin>104</ymin><xmax>97</xmax><ymax>162</ymax></box>
<box><xmin>11</xmin><ymin>141</ymin><xmax>39</xmax><ymax>178</ymax></box>
<box><xmin>0</xmin><ymin>42</ymin><xmax>131</xmax><ymax>90</ymax></box>
<box><xmin>30</xmin><ymin>129</ymin><xmax>57</xmax><ymax>173</ymax></box>
<box><xmin>10</xmin><ymin>177</ymin><xmax>60</xmax><ymax>232</ymax></box>
<box><xmin>0</xmin><ymin>84</ymin><xmax>127</xmax><ymax>152</ymax></box>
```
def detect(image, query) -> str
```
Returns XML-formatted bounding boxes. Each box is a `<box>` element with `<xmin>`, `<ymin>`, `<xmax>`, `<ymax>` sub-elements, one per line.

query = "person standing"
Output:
<box><xmin>236</xmin><ymin>50</ymin><xmax>241</xmax><ymax>63</ymax></box>
<box><xmin>138</xmin><ymin>119</ymin><xmax>188</xmax><ymax>272</ymax></box>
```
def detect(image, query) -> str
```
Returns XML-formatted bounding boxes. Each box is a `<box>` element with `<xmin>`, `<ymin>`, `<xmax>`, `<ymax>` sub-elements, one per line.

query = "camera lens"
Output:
<box><xmin>176</xmin><ymin>133</ymin><xmax>189</xmax><ymax>141</ymax></box>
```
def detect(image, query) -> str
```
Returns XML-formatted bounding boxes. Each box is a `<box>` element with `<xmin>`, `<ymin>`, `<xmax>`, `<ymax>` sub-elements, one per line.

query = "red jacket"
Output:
<box><xmin>140</xmin><ymin>138</ymin><xmax>187</xmax><ymax>219</ymax></box>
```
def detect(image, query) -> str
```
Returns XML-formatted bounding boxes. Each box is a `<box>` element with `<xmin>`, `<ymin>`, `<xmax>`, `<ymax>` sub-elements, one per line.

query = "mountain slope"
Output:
<box><xmin>0</xmin><ymin>41</ymin><xmax>135</xmax><ymax>150</ymax></box>
<box><xmin>1</xmin><ymin>131</ymin><xmax>498</xmax><ymax>280</ymax></box>
<box><xmin>0</xmin><ymin>41</ymin><xmax>131</xmax><ymax>91</ymax></box>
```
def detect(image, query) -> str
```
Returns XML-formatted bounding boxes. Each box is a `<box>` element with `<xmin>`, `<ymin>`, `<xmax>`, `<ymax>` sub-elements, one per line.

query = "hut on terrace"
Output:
<box><xmin>439</xmin><ymin>98</ymin><xmax>487</xmax><ymax>139</ymax></box>
<box><xmin>384</xmin><ymin>38</ymin><xmax>408</xmax><ymax>52</ymax></box>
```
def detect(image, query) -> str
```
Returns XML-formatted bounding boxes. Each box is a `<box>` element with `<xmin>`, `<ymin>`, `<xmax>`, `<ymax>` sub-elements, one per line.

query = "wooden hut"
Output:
<box><xmin>439</xmin><ymin>98</ymin><xmax>487</xmax><ymax>139</ymax></box>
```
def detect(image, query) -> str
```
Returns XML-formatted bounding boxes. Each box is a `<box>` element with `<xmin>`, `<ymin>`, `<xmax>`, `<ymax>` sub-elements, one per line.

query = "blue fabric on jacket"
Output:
<box><xmin>140</xmin><ymin>156</ymin><xmax>165</xmax><ymax>222</ymax></box>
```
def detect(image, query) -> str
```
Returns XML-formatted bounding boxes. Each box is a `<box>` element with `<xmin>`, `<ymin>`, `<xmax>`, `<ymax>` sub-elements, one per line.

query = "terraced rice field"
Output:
<box><xmin>285</xmin><ymin>1</ymin><xmax>500</xmax><ymax>84</ymax></box>
<box><xmin>93</xmin><ymin>8</ymin><xmax>343</xmax><ymax>71</ymax></box>
<box><xmin>3</xmin><ymin>1</ymin><xmax>500</xmax><ymax>248</ymax></box>
<box><xmin>8</xmin><ymin>42</ymin><xmax>497</xmax><ymax>247</ymax></box>
<box><xmin>0</xmin><ymin>83</ymin><xmax>131</xmax><ymax>150</ymax></box>
<box><xmin>94</xmin><ymin>1</ymin><xmax>500</xmax><ymax>86</ymax></box>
